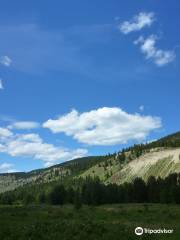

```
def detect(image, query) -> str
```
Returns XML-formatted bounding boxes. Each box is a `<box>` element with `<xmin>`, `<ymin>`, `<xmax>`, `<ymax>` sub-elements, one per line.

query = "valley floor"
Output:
<box><xmin>0</xmin><ymin>204</ymin><xmax>180</xmax><ymax>240</ymax></box>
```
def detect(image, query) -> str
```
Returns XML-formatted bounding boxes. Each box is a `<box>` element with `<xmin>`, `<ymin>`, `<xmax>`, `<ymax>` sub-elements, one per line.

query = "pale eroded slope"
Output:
<box><xmin>110</xmin><ymin>148</ymin><xmax>180</xmax><ymax>184</ymax></box>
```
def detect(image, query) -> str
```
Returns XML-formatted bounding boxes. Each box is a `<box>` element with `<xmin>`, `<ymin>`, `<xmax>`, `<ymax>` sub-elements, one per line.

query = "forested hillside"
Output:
<box><xmin>0</xmin><ymin>156</ymin><xmax>110</xmax><ymax>193</ymax></box>
<box><xmin>1</xmin><ymin>131</ymin><xmax>180</xmax><ymax>203</ymax></box>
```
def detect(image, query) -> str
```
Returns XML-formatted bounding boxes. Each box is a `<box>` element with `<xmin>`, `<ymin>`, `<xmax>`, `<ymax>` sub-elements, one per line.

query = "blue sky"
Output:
<box><xmin>0</xmin><ymin>0</ymin><xmax>179</xmax><ymax>173</ymax></box>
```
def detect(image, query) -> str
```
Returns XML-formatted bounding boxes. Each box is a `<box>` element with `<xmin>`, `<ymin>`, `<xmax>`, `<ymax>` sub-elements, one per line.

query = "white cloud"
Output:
<box><xmin>119</xmin><ymin>12</ymin><xmax>155</xmax><ymax>34</ymax></box>
<box><xmin>0</xmin><ymin>133</ymin><xmax>88</xmax><ymax>167</ymax></box>
<box><xmin>8</xmin><ymin>121</ymin><xmax>40</xmax><ymax>130</ymax></box>
<box><xmin>0</xmin><ymin>56</ymin><xmax>12</xmax><ymax>67</ymax></box>
<box><xmin>0</xmin><ymin>163</ymin><xmax>17</xmax><ymax>173</ymax></box>
<box><xmin>0</xmin><ymin>127</ymin><xmax>13</xmax><ymax>139</ymax></box>
<box><xmin>43</xmin><ymin>107</ymin><xmax>162</xmax><ymax>146</ymax></box>
<box><xmin>0</xmin><ymin>79</ymin><xmax>3</xmax><ymax>90</ymax></box>
<box><xmin>134</xmin><ymin>35</ymin><xmax>176</xmax><ymax>66</ymax></box>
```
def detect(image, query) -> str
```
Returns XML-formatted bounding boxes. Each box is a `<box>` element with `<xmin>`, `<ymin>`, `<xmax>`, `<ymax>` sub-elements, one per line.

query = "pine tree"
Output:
<box><xmin>74</xmin><ymin>188</ymin><xmax>82</xmax><ymax>210</ymax></box>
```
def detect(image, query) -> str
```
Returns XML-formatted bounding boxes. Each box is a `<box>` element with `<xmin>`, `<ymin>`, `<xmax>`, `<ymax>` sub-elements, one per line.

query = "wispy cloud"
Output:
<box><xmin>43</xmin><ymin>107</ymin><xmax>162</xmax><ymax>146</ymax></box>
<box><xmin>0</xmin><ymin>24</ymin><xmax>111</xmax><ymax>77</ymax></box>
<box><xmin>134</xmin><ymin>35</ymin><xmax>176</xmax><ymax>66</ymax></box>
<box><xmin>119</xmin><ymin>12</ymin><xmax>155</xmax><ymax>34</ymax></box>
<box><xmin>0</xmin><ymin>127</ymin><xmax>13</xmax><ymax>139</ymax></box>
<box><xmin>0</xmin><ymin>163</ymin><xmax>17</xmax><ymax>173</ymax></box>
<box><xmin>0</xmin><ymin>55</ymin><xmax>12</xmax><ymax>67</ymax></box>
<box><xmin>0</xmin><ymin>79</ymin><xmax>3</xmax><ymax>90</ymax></box>
<box><xmin>8</xmin><ymin>121</ymin><xmax>40</xmax><ymax>130</ymax></box>
<box><xmin>139</xmin><ymin>105</ymin><xmax>144</xmax><ymax>112</ymax></box>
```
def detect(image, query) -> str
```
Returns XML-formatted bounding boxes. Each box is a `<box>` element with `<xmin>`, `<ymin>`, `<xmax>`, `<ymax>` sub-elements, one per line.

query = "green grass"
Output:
<box><xmin>0</xmin><ymin>204</ymin><xmax>180</xmax><ymax>240</ymax></box>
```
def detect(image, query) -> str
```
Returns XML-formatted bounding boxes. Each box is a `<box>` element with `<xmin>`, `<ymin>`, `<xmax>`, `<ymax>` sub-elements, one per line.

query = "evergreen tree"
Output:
<box><xmin>48</xmin><ymin>185</ymin><xmax>66</xmax><ymax>205</ymax></box>
<box><xmin>74</xmin><ymin>188</ymin><xmax>82</xmax><ymax>210</ymax></box>
<box><xmin>133</xmin><ymin>178</ymin><xmax>147</xmax><ymax>203</ymax></box>
<box><xmin>147</xmin><ymin>176</ymin><xmax>158</xmax><ymax>203</ymax></box>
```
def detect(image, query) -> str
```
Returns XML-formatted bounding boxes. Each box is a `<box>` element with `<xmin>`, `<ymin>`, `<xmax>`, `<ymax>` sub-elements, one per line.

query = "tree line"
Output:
<box><xmin>1</xmin><ymin>173</ymin><xmax>180</xmax><ymax>207</ymax></box>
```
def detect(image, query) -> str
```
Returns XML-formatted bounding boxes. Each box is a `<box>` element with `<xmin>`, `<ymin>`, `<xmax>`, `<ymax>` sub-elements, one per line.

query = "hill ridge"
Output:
<box><xmin>1</xmin><ymin>131</ymin><xmax>180</xmax><ymax>193</ymax></box>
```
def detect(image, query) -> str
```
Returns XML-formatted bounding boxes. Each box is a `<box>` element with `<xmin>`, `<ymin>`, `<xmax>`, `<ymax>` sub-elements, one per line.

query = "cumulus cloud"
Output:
<box><xmin>134</xmin><ymin>35</ymin><xmax>176</xmax><ymax>66</ymax></box>
<box><xmin>8</xmin><ymin>121</ymin><xmax>40</xmax><ymax>130</ymax></box>
<box><xmin>0</xmin><ymin>79</ymin><xmax>3</xmax><ymax>90</ymax></box>
<box><xmin>0</xmin><ymin>132</ymin><xmax>88</xmax><ymax>167</ymax></box>
<box><xmin>0</xmin><ymin>56</ymin><xmax>12</xmax><ymax>67</ymax></box>
<box><xmin>43</xmin><ymin>107</ymin><xmax>162</xmax><ymax>146</ymax></box>
<box><xmin>119</xmin><ymin>12</ymin><xmax>155</xmax><ymax>34</ymax></box>
<box><xmin>0</xmin><ymin>163</ymin><xmax>17</xmax><ymax>173</ymax></box>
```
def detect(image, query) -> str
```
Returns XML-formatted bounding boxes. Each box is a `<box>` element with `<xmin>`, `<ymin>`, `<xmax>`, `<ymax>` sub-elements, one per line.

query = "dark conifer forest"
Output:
<box><xmin>1</xmin><ymin>173</ymin><xmax>180</xmax><ymax>207</ymax></box>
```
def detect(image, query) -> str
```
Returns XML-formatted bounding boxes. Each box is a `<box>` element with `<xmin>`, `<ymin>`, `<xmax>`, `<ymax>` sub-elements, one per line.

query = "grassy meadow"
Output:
<box><xmin>0</xmin><ymin>204</ymin><xmax>180</xmax><ymax>240</ymax></box>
